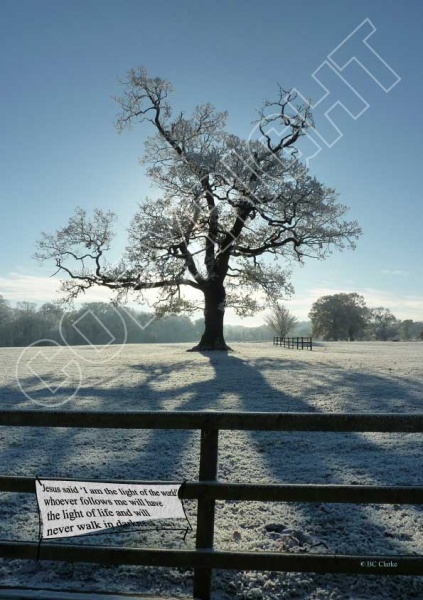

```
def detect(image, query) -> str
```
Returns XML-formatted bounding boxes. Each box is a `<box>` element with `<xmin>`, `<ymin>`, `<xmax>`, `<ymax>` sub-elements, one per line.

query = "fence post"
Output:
<box><xmin>310</xmin><ymin>337</ymin><xmax>313</xmax><ymax>351</ymax></box>
<box><xmin>193</xmin><ymin>428</ymin><xmax>219</xmax><ymax>600</ymax></box>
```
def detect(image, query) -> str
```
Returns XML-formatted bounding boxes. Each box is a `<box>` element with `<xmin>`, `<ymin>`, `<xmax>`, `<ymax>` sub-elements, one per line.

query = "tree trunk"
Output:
<box><xmin>189</xmin><ymin>282</ymin><xmax>231</xmax><ymax>351</ymax></box>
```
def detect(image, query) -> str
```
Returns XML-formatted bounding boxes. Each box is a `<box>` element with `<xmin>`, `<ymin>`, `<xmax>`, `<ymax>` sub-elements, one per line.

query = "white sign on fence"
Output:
<box><xmin>35</xmin><ymin>479</ymin><xmax>186</xmax><ymax>540</ymax></box>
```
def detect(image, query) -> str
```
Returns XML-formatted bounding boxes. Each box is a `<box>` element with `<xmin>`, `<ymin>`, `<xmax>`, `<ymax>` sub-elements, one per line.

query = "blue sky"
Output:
<box><xmin>1</xmin><ymin>0</ymin><xmax>422</xmax><ymax>323</ymax></box>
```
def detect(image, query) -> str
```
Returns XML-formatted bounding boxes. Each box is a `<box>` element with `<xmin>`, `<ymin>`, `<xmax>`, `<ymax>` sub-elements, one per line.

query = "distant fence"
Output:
<box><xmin>273</xmin><ymin>336</ymin><xmax>313</xmax><ymax>350</ymax></box>
<box><xmin>1</xmin><ymin>410</ymin><xmax>423</xmax><ymax>600</ymax></box>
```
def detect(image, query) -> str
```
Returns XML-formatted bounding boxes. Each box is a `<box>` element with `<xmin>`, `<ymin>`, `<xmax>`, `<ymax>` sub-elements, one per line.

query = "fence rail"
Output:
<box><xmin>273</xmin><ymin>336</ymin><xmax>312</xmax><ymax>350</ymax></box>
<box><xmin>1</xmin><ymin>410</ymin><xmax>423</xmax><ymax>599</ymax></box>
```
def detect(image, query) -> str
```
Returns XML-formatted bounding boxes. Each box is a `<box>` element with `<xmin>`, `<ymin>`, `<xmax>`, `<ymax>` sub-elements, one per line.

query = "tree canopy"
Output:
<box><xmin>36</xmin><ymin>67</ymin><xmax>361</xmax><ymax>350</ymax></box>
<box><xmin>309</xmin><ymin>293</ymin><xmax>369</xmax><ymax>341</ymax></box>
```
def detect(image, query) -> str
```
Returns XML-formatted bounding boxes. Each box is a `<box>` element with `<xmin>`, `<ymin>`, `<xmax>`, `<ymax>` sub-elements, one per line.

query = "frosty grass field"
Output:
<box><xmin>1</xmin><ymin>341</ymin><xmax>423</xmax><ymax>599</ymax></box>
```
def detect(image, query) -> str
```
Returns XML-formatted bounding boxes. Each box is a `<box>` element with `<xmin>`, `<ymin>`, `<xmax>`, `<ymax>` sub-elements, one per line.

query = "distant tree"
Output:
<box><xmin>38</xmin><ymin>302</ymin><xmax>64</xmax><ymax>320</ymax></box>
<box><xmin>368</xmin><ymin>307</ymin><xmax>399</xmax><ymax>341</ymax></box>
<box><xmin>265</xmin><ymin>303</ymin><xmax>298</xmax><ymax>338</ymax></box>
<box><xmin>35</xmin><ymin>67</ymin><xmax>361</xmax><ymax>351</ymax></box>
<box><xmin>60</xmin><ymin>302</ymin><xmax>130</xmax><ymax>347</ymax></box>
<box><xmin>382</xmin><ymin>318</ymin><xmax>423</xmax><ymax>341</ymax></box>
<box><xmin>399</xmin><ymin>319</ymin><xmax>413</xmax><ymax>341</ymax></box>
<box><xmin>410</xmin><ymin>321</ymin><xmax>423</xmax><ymax>340</ymax></box>
<box><xmin>0</xmin><ymin>296</ymin><xmax>11</xmax><ymax>326</ymax></box>
<box><xmin>309</xmin><ymin>293</ymin><xmax>368</xmax><ymax>341</ymax></box>
<box><xmin>119</xmin><ymin>307</ymin><xmax>156</xmax><ymax>343</ymax></box>
<box><xmin>152</xmin><ymin>315</ymin><xmax>197</xmax><ymax>343</ymax></box>
<box><xmin>12</xmin><ymin>302</ymin><xmax>40</xmax><ymax>345</ymax></box>
<box><xmin>0</xmin><ymin>296</ymin><xmax>12</xmax><ymax>346</ymax></box>
<box><xmin>192</xmin><ymin>318</ymin><xmax>205</xmax><ymax>342</ymax></box>
<box><xmin>16</xmin><ymin>301</ymin><xmax>37</xmax><ymax>314</ymax></box>
<box><xmin>37</xmin><ymin>302</ymin><xmax>65</xmax><ymax>342</ymax></box>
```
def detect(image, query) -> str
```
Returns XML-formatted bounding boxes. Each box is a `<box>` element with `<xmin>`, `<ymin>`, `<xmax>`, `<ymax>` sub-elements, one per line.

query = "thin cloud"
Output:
<box><xmin>381</xmin><ymin>269</ymin><xmax>408</xmax><ymax>276</ymax></box>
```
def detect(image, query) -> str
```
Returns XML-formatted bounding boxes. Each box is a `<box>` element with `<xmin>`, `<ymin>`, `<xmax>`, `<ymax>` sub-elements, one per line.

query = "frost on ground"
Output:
<box><xmin>0</xmin><ymin>341</ymin><xmax>423</xmax><ymax>599</ymax></box>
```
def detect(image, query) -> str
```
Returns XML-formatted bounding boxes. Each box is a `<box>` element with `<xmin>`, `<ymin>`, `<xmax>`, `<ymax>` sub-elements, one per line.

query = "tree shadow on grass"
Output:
<box><xmin>202</xmin><ymin>351</ymin><xmax>423</xmax><ymax>599</ymax></box>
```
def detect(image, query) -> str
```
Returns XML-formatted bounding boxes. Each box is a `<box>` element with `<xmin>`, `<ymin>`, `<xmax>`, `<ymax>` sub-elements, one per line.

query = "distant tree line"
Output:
<box><xmin>2</xmin><ymin>293</ymin><xmax>419</xmax><ymax>347</ymax></box>
<box><xmin>0</xmin><ymin>297</ymin><xmax>271</xmax><ymax>347</ymax></box>
<box><xmin>309</xmin><ymin>293</ymin><xmax>423</xmax><ymax>341</ymax></box>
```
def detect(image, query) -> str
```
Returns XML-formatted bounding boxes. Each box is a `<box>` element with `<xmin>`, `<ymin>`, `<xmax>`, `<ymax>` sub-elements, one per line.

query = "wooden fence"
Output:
<box><xmin>273</xmin><ymin>336</ymin><xmax>313</xmax><ymax>350</ymax></box>
<box><xmin>1</xmin><ymin>410</ymin><xmax>423</xmax><ymax>599</ymax></box>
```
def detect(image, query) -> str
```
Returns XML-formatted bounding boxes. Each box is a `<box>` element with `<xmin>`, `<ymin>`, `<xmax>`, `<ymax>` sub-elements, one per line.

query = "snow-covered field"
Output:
<box><xmin>1</xmin><ymin>341</ymin><xmax>423</xmax><ymax>599</ymax></box>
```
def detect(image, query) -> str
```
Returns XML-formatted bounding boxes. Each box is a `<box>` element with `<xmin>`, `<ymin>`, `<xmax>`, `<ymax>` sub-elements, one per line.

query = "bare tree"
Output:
<box><xmin>264</xmin><ymin>303</ymin><xmax>298</xmax><ymax>338</ymax></box>
<box><xmin>36</xmin><ymin>67</ymin><xmax>361</xmax><ymax>351</ymax></box>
